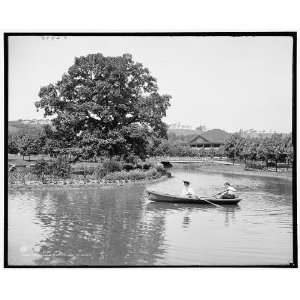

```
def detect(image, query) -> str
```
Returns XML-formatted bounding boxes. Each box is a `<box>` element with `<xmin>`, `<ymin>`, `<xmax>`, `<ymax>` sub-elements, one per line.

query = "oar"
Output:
<box><xmin>196</xmin><ymin>196</ymin><xmax>224</xmax><ymax>209</ymax></box>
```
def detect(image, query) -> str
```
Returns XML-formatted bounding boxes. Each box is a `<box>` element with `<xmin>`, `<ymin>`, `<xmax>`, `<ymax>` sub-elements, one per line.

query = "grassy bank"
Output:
<box><xmin>8</xmin><ymin>173</ymin><xmax>169</xmax><ymax>190</ymax></box>
<box><xmin>8</xmin><ymin>167</ymin><xmax>167</xmax><ymax>186</ymax></box>
<box><xmin>195</xmin><ymin>163</ymin><xmax>292</xmax><ymax>180</ymax></box>
<box><xmin>8</xmin><ymin>155</ymin><xmax>168</xmax><ymax>187</ymax></box>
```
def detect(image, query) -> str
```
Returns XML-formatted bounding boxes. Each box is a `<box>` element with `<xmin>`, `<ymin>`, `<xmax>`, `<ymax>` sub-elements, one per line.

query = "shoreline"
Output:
<box><xmin>8</xmin><ymin>175</ymin><xmax>169</xmax><ymax>190</ymax></box>
<box><xmin>8</xmin><ymin>160</ymin><xmax>293</xmax><ymax>190</ymax></box>
<box><xmin>195</xmin><ymin>164</ymin><xmax>292</xmax><ymax>181</ymax></box>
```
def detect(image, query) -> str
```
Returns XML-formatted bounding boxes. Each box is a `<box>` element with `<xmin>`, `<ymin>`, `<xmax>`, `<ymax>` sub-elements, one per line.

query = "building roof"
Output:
<box><xmin>189</xmin><ymin>129</ymin><xmax>231</xmax><ymax>145</ymax></box>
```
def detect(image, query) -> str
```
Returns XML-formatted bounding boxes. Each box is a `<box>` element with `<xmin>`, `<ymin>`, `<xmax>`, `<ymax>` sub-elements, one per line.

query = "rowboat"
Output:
<box><xmin>147</xmin><ymin>190</ymin><xmax>241</xmax><ymax>205</ymax></box>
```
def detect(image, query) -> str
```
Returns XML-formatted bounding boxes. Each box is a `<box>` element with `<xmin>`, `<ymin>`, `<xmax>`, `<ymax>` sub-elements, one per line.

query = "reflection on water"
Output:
<box><xmin>8</xmin><ymin>166</ymin><xmax>293</xmax><ymax>266</ymax></box>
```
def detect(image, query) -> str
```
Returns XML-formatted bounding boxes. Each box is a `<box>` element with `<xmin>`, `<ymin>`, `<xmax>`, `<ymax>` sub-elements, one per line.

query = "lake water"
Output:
<box><xmin>8</xmin><ymin>165</ymin><xmax>294</xmax><ymax>266</ymax></box>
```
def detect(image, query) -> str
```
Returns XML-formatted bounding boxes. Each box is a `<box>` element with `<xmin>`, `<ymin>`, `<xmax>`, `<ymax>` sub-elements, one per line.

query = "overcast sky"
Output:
<box><xmin>8</xmin><ymin>35</ymin><xmax>293</xmax><ymax>132</ymax></box>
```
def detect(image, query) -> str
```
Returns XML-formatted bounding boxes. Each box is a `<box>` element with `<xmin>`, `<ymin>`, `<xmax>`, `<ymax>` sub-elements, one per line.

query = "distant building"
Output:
<box><xmin>189</xmin><ymin>129</ymin><xmax>231</xmax><ymax>149</ymax></box>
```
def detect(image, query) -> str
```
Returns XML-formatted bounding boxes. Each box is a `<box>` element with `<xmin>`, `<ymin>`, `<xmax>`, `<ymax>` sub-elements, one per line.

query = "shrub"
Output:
<box><xmin>93</xmin><ymin>159</ymin><xmax>123</xmax><ymax>179</ymax></box>
<box><xmin>8</xmin><ymin>136</ymin><xmax>19</xmax><ymax>154</ymax></box>
<box><xmin>104</xmin><ymin>169</ymin><xmax>145</xmax><ymax>181</ymax></box>
<box><xmin>103</xmin><ymin>167</ymin><xmax>161</xmax><ymax>181</ymax></box>
<box><xmin>8</xmin><ymin>167</ymin><xmax>30</xmax><ymax>184</ymax></box>
<box><xmin>123</xmin><ymin>163</ymin><xmax>135</xmax><ymax>171</ymax></box>
<box><xmin>72</xmin><ymin>166</ymin><xmax>95</xmax><ymax>175</ymax></box>
<box><xmin>122</xmin><ymin>162</ymin><xmax>153</xmax><ymax>171</ymax></box>
<box><xmin>30</xmin><ymin>157</ymin><xmax>71</xmax><ymax>181</ymax></box>
<box><xmin>50</xmin><ymin>157</ymin><xmax>71</xmax><ymax>178</ymax></box>
<box><xmin>102</xmin><ymin>159</ymin><xmax>123</xmax><ymax>173</ymax></box>
<box><xmin>124</xmin><ymin>153</ymin><xmax>140</xmax><ymax>164</ymax></box>
<box><xmin>151</xmin><ymin>139</ymin><xmax>203</xmax><ymax>158</ymax></box>
<box><xmin>245</xmin><ymin>161</ymin><xmax>265</xmax><ymax>170</ymax></box>
<box><xmin>142</xmin><ymin>163</ymin><xmax>152</xmax><ymax>170</ymax></box>
<box><xmin>145</xmin><ymin>168</ymin><xmax>159</xmax><ymax>178</ymax></box>
<box><xmin>31</xmin><ymin>159</ymin><xmax>51</xmax><ymax>176</ymax></box>
<box><xmin>155</xmin><ymin>163</ymin><xmax>167</xmax><ymax>174</ymax></box>
<box><xmin>93</xmin><ymin>165</ymin><xmax>107</xmax><ymax>179</ymax></box>
<box><xmin>126</xmin><ymin>169</ymin><xmax>147</xmax><ymax>180</ymax></box>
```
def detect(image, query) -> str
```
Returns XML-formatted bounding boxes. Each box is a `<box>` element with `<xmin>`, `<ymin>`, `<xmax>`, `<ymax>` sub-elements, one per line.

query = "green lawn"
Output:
<box><xmin>8</xmin><ymin>153</ymin><xmax>101</xmax><ymax>169</ymax></box>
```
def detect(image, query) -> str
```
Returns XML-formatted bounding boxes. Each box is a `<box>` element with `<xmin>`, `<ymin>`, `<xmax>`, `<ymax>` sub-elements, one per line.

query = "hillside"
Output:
<box><xmin>8</xmin><ymin>120</ymin><xmax>50</xmax><ymax>137</ymax></box>
<box><xmin>167</xmin><ymin>128</ymin><xmax>199</xmax><ymax>136</ymax></box>
<box><xmin>8</xmin><ymin>120</ymin><xmax>231</xmax><ymax>145</ymax></box>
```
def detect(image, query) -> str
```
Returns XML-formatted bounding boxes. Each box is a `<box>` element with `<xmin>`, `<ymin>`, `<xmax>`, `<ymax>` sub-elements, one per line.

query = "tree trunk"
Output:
<box><xmin>275</xmin><ymin>160</ymin><xmax>278</xmax><ymax>172</ymax></box>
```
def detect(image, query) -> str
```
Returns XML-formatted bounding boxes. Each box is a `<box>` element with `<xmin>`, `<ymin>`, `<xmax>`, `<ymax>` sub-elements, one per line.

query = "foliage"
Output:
<box><xmin>8</xmin><ymin>136</ymin><xmax>19</xmax><ymax>154</ymax></box>
<box><xmin>92</xmin><ymin>158</ymin><xmax>162</xmax><ymax>180</ymax></box>
<box><xmin>256</xmin><ymin>133</ymin><xmax>290</xmax><ymax>171</ymax></box>
<box><xmin>103</xmin><ymin>168</ymin><xmax>160</xmax><ymax>181</ymax></box>
<box><xmin>93</xmin><ymin>158</ymin><xmax>123</xmax><ymax>179</ymax></box>
<box><xmin>154</xmin><ymin>163</ymin><xmax>167</xmax><ymax>174</ymax></box>
<box><xmin>124</xmin><ymin>153</ymin><xmax>140</xmax><ymax>164</ymax></box>
<box><xmin>245</xmin><ymin>161</ymin><xmax>265</xmax><ymax>170</ymax></box>
<box><xmin>15</xmin><ymin>135</ymin><xmax>43</xmax><ymax>160</ymax></box>
<box><xmin>35</xmin><ymin>53</ymin><xmax>171</xmax><ymax>158</ymax></box>
<box><xmin>122</xmin><ymin>163</ymin><xmax>135</xmax><ymax>171</ymax></box>
<box><xmin>51</xmin><ymin>157</ymin><xmax>72</xmax><ymax>178</ymax></box>
<box><xmin>40</xmin><ymin>124</ymin><xmax>76</xmax><ymax>156</ymax></box>
<box><xmin>31</xmin><ymin>157</ymin><xmax>71</xmax><ymax>179</ymax></box>
<box><xmin>102</xmin><ymin>159</ymin><xmax>123</xmax><ymax>173</ymax></box>
<box><xmin>223</xmin><ymin>134</ymin><xmax>246</xmax><ymax>164</ymax></box>
<box><xmin>224</xmin><ymin>132</ymin><xmax>293</xmax><ymax>171</ymax></box>
<box><xmin>150</xmin><ymin>139</ymin><xmax>205</xmax><ymax>157</ymax></box>
<box><xmin>31</xmin><ymin>159</ymin><xmax>50</xmax><ymax>175</ymax></box>
<box><xmin>285</xmin><ymin>135</ymin><xmax>294</xmax><ymax>164</ymax></box>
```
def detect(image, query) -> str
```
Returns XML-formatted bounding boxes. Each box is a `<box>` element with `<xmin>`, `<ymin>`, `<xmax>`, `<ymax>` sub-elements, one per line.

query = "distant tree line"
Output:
<box><xmin>223</xmin><ymin>132</ymin><xmax>293</xmax><ymax>171</ymax></box>
<box><xmin>8</xmin><ymin>127</ymin><xmax>293</xmax><ymax>172</ymax></box>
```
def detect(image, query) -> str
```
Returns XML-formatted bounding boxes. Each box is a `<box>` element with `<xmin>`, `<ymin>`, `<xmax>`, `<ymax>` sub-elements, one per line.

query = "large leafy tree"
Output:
<box><xmin>35</xmin><ymin>53</ymin><xmax>171</xmax><ymax>158</ymax></box>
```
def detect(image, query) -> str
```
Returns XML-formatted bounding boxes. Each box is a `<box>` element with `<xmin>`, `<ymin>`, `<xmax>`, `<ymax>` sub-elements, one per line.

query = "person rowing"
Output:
<box><xmin>216</xmin><ymin>182</ymin><xmax>237</xmax><ymax>199</ymax></box>
<box><xmin>181</xmin><ymin>180</ymin><xmax>225</xmax><ymax>207</ymax></box>
<box><xmin>181</xmin><ymin>181</ymin><xmax>196</xmax><ymax>198</ymax></box>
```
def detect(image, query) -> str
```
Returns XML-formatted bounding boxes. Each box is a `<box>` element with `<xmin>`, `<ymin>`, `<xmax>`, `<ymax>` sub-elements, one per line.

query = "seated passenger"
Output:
<box><xmin>217</xmin><ymin>182</ymin><xmax>236</xmax><ymax>199</ymax></box>
<box><xmin>181</xmin><ymin>181</ymin><xmax>195</xmax><ymax>198</ymax></box>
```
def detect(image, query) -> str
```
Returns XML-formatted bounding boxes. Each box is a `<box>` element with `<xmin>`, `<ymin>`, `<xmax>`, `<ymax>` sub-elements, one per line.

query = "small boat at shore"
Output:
<box><xmin>147</xmin><ymin>190</ymin><xmax>241</xmax><ymax>205</ymax></box>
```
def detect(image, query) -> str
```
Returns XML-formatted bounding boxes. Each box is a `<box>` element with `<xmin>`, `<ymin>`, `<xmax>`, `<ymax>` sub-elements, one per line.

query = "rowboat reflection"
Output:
<box><xmin>145</xmin><ymin>201</ymin><xmax>240</xmax><ymax>228</ymax></box>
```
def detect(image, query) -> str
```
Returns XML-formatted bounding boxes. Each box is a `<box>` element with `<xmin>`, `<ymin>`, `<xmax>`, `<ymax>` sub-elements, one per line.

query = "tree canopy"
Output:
<box><xmin>35</xmin><ymin>53</ymin><xmax>171</xmax><ymax>158</ymax></box>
